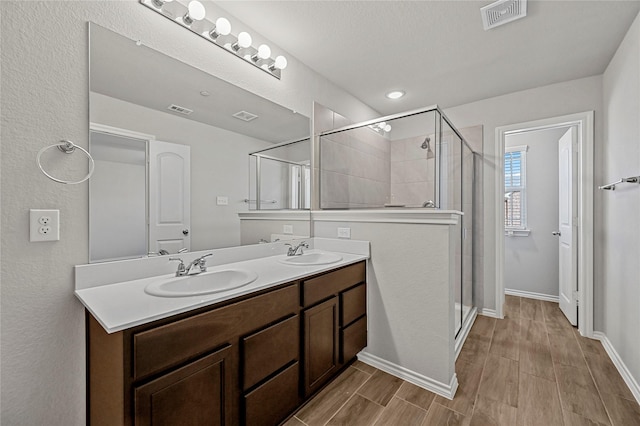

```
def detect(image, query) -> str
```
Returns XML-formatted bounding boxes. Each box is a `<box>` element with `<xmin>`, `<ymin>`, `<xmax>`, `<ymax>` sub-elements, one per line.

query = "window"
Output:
<box><xmin>504</xmin><ymin>146</ymin><xmax>527</xmax><ymax>229</ymax></box>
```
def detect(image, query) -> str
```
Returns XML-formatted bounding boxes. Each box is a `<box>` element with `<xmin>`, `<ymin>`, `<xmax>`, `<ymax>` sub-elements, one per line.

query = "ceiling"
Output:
<box><xmin>90</xmin><ymin>24</ymin><xmax>310</xmax><ymax>144</ymax></box>
<box><xmin>216</xmin><ymin>0</ymin><xmax>640</xmax><ymax>115</ymax></box>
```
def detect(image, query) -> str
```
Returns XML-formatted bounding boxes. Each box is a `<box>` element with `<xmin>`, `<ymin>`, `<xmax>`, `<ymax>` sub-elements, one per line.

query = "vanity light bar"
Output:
<box><xmin>139</xmin><ymin>0</ymin><xmax>287</xmax><ymax>79</ymax></box>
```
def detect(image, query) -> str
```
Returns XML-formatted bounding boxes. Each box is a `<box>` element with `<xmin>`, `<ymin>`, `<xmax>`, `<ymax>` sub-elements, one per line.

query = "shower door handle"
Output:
<box><xmin>552</xmin><ymin>231</ymin><xmax>561</xmax><ymax>236</ymax></box>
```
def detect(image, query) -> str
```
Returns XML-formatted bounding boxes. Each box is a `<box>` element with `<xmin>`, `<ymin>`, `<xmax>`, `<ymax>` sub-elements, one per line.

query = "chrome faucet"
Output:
<box><xmin>169</xmin><ymin>253</ymin><xmax>213</xmax><ymax>276</ymax></box>
<box><xmin>285</xmin><ymin>241</ymin><xmax>309</xmax><ymax>256</ymax></box>
<box><xmin>422</xmin><ymin>200</ymin><xmax>436</xmax><ymax>208</ymax></box>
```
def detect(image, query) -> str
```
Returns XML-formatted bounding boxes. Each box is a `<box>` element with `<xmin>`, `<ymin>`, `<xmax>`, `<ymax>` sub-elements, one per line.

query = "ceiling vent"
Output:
<box><xmin>233</xmin><ymin>110</ymin><xmax>259</xmax><ymax>122</ymax></box>
<box><xmin>167</xmin><ymin>104</ymin><xmax>194</xmax><ymax>115</ymax></box>
<box><xmin>481</xmin><ymin>0</ymin><xmax>527</xmax><ymax>30</ymax></box>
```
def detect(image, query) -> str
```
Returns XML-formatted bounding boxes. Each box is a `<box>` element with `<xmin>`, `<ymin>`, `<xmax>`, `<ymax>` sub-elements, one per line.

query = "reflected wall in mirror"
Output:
<box><xmin>89</xmin><ymin>23</ymin><xmax>310</xmax><ymax>263</ymax></box>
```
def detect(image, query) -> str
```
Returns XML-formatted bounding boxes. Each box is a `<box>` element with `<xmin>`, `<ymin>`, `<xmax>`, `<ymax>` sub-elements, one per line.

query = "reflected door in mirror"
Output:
<box><xmin>149</xmin><ymin>141</ymin><xmax>191</xmax><ymax>254</ymax></box>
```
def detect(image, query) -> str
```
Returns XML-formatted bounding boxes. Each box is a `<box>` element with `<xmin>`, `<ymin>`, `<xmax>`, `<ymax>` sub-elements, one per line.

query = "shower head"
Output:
<box><xmin>421</xmin><ymin>137</ymin><xmax>435</xmax><ymax>159</ymax></box>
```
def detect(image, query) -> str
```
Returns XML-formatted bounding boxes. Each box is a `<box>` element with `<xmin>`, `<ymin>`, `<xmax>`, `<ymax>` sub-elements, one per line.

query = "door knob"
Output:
<box><xmin>182</xmin><ymin>229</ymin><xmax>189</xmax><ymax>235</ymax></box>
<box><xmin>552</xmin><ymin>231</ymin><xmax>561</xmax><ymax>236</ymax></box>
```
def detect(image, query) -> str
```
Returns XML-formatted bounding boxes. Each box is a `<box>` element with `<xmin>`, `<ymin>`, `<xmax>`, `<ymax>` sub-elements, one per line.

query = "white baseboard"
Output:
<box><xmin>478</xmin><ymin>308</ymin><xmax>500</xmax><ymax>318</ymax></box>
<box><xmin>593</xmin><ymin>332</ymin><xmax>640</xmax><ymax>405</ymax></box>
<box><xmin>357</xmin><ymin>351</ymin><xmax>458</xmax><ymax>400</ymax></box>
<box><xmin>455</xmin><ymin>307</ymin><xmax>478</xmax><ymax>360</ymax></box>
<box><xmin>505</xmin><ymin>288</ymin><xmax>559</xmax><ymax>302</ymax></box>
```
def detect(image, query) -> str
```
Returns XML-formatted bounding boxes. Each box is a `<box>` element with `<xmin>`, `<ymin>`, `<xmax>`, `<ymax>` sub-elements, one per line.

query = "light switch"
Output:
<box><xmin>216</xmin><ymin>196</ymin><xmax>228</xmax><ymax>206</ymax></box>
<box><xmin>283</xmin><ymin>225</ymin><xmax>293</xmax><ymax>234</ymax></box>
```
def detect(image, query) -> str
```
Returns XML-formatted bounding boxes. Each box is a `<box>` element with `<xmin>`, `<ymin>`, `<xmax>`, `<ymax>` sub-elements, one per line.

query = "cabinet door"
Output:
<box><xmin>134</xmin><ymin>345</ymin><xmax>236</xmax><ymax>426</ymax></box>
<box><xmin>303</xmin><ymin>297</ymin><xmax>338</xmax><ymax>397</ymax></box>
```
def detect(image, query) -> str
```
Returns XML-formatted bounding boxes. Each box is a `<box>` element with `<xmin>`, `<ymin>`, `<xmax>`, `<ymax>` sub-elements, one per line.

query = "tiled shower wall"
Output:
<box><xmin>320</xmin><ymin>127</ymin><xmax>391</xmax><ymax>208</ymax></box>
<box><xmin>390</xmin><ymin>135</ymin><xmax>437</xmax><ymax>206</ymax></box>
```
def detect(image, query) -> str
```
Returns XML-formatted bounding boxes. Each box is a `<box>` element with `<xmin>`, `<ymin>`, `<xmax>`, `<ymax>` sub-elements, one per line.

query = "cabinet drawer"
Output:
<box><xmin>243</xmin><ymin>315</ymin><xmax>299</xmax><ymax>391</ymax></box>
<box><xmin>303</xmin><ymin>262</ymin><xmax>365</xmax><ymax>307</ymax></box>
<box><xmin>133</xmin><ymin>284</ymin><xmax>298</xmax><ymax>380</ymax></box>
<box><xmin>244</xmin><ymin>362</ymin><xmax>299</xmax><ymax>426</ymax></box>
<box><xmin>341</xmin><ymin>283</ymin><xmax>366</xmax><ymax>326</ymax></box>
<box><xmin>341</xmin><ymin>316</ymin><xmax>367</xmax><ymax>363</ymax></box>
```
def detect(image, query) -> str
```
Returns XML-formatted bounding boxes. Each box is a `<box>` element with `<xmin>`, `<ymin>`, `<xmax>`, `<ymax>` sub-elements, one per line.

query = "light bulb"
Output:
<box><xmin>183</xmin><ymin>0</ymin><xmax>205</xmax><ymax>25</ymax></box>
<box><xmin>384</xmin><ymin>124</ymin><xmax>392</xmax><ymax>132</ymax></box>
<box><xmin>378</xmin><ymin>122</ymin><xmax>386</xmax><ymax>129</ymax></box>
<box><xmin>213</xmin><ymin>17</ymin><xmax>231</xmax><ymax>37</ymax></box>
<box><xmin>273</xmin><ymin>55</ymin><xmax>287</xmax><ymax>70</ymax></box>
<box><xmin>238</xmin><ymin>32</ymin><xmax>252</xmax><ymax>48</ymax></box>
<box><xmin>257</xmin><ymin>44</ymin><xmax>271</xmax><ymax>59</ymax></box>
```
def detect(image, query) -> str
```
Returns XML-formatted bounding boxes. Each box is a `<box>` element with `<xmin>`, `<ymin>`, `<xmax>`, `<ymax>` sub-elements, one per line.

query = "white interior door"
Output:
<box><xmin>149</xmin><ymin>141</ymin><xmax>191</xmax><ymax>254</ymax></box>
<box><xmin>557</xmin><ymin>127</ymin><xmax>578</xmax><ymax>325</ymax></box>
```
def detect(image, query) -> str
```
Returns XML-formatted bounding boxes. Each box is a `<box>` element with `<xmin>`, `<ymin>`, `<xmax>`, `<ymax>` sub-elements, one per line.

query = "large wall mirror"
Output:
<box><xmin>89</xmin><ymin>23</ymin><xmax>311</xmax><ymax>263</ymax></box>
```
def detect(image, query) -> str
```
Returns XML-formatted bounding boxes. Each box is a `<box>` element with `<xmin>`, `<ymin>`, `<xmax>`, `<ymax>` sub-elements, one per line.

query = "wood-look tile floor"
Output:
<box><xmin>286</xmin><ymin>296</ymin><xmax>640</xmax><ymax>425</ymax></box>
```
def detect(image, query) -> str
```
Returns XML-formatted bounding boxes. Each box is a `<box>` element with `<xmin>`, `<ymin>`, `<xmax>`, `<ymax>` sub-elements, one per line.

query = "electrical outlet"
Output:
<box><xmin>30</xmin><ymin>209</ymin><xmax>60</xmax><ymax>242</ymax></box>
<box><xmin>337</xmin><ymin>227</ymin><xmax>351</xmax><ymax>239</ymax></box>
<box><xmin>283</xmin><ymin>224</ymin><xmax>293</xmax><ymax>234</ymax></box>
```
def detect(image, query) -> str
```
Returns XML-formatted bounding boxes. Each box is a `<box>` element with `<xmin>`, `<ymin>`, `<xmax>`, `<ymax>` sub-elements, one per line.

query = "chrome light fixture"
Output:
<box><xmin>368</xmin><ymin>121</ymin><xmax>392</xmax><ymax>135</ymax></box>
<box><xmin>140</xmin><ymin>0</ymin><xmax>288</xmax><ymax>79</ymax></box>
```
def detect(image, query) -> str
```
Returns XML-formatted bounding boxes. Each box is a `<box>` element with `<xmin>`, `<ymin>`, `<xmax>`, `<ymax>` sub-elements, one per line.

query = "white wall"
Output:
<box><xmin>313</xmin><ymin>219</ymin><xmax>457</xmax><ymax>388</ymax></box>
<box><xmin>0</xmin><ymin>2</ymin><xmax>379</xmax><ymax>424</ymax></box>
<box><xmin>444</xmin><ymin>75</ymin><xmax>604</xmax><ymax>312</ymax></box>
<box><xmin>91</xmin><ymin>92</ymin><xmax>271</xmax><ymax>251</ymax></box>
<box><xmin>601</xmin><ymin>11</ymin><xmax>640</xmax><ymax>397</ymax></box>
<box><xmin>504</xmin><ymin>127</ymin><xmax>570</xmax><ymax>297</ymax></box>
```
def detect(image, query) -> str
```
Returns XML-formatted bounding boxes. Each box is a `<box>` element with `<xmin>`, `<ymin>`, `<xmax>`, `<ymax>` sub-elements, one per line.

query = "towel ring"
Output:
<box><xmin>36</xmin><ymin>140</ymin><xmax>95</xmax><ymax>185</ymax></box>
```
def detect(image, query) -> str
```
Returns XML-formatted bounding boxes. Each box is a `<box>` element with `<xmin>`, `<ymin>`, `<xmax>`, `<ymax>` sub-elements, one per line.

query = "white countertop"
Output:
<box><xmin>75</xmin><ymin>249</ymin><xmax>368</xmax><ymax>334</ymax></box>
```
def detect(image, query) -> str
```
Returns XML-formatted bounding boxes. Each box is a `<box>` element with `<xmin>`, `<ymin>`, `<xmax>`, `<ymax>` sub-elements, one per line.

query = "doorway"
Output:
<box><xmin>495</xmin><ymin>112</ymin><xmax>594</xmax><ymax>337</ymax></box>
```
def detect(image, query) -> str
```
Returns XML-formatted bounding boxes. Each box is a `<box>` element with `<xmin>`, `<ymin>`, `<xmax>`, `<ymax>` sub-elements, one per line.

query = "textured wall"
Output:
<box><xmin>313</xmin><ymin>220</ymin><xmax>456</xmax><ymax>386</ymax></box>
<box><xmin>0</xmin><ymin>1</ymin><xmax>378</xmax><ymax>424</ymax></box>
<box><xmin>602</xmin><ymin>11</ymin><xmax>640</xmax><ymax>397</ymax></box>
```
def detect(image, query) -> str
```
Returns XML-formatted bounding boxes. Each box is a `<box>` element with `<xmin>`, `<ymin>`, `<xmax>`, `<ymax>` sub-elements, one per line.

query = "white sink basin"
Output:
<box><xmin>278</xmin><ymin>252</ymin><xmax>343</xmax><ymax>266</ymax></box>
<box><xmin>145</xmin><ymin>269</ymin><xmax>258</xmax><ymax>297</ymax></box>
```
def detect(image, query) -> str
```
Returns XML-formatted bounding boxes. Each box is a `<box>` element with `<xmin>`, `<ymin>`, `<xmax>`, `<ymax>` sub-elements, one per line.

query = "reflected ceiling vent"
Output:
<box><xmin>233</xmin><ymin>110</ymin><xmax>258</xmax><ymax>122</ymax></box>
<box><xmin>481</xmin><ymin>0</ymin><xmax>527</xmax><ymax>30</ymax></box>
<box><xmin>167</xmin><ymin>104</ymin><xmax>194</xmax><ymax>115</ymax></box>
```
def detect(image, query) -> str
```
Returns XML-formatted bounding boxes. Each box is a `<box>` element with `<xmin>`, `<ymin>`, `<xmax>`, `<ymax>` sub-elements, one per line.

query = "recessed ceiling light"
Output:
<box><xmin>386</xmin><ymin>90</ymin><xmax>405</xmax><ymax>100</ymax></box>
<box><xmin>200</xmin><ymin>91</ymin><xmax>210</xmax><ymax>96</ymax></box>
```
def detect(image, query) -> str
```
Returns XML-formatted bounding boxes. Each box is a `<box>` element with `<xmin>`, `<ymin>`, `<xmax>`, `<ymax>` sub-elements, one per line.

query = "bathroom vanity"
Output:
<box><xmin>83</xmin><ymin>256</ymin><xmax>367</xmax><ymax>426</ymax></box>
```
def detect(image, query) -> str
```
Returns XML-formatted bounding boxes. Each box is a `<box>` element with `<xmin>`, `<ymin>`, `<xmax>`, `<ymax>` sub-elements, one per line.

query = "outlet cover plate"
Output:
<box><xmin>30</xmin><ymin>209</ymin><xmax>60</xmax><ymax>242</ymax></box>
<box><xmin>283</xmin><ymin>224</ymin><xmax>293</xmax><ymax>234</ymax></box>
<box><xmin>337</xmin><ymin>227</ymin><xmax>351</xmax><ymax>239</ymax></box>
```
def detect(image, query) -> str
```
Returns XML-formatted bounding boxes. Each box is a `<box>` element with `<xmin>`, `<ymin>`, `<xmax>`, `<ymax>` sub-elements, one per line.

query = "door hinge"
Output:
<box><xmin>573</xmin><ymin>291</ymin><xmax>580</xmax><ymax>304</ymax></box>
<box><xmin>573</xmin><ymin>216</ymin><xmax>579</xmax><ymax>227</ymax></box>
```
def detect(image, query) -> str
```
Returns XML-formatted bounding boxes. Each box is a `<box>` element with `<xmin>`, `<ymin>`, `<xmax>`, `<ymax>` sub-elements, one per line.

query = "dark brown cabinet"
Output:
<box><xmin>134</xmin><ymin>345</ymin><xmax>234</xmax><ymax>426</ymax></box>
<box><xmin>87</xmin><ymin>261</ymin><xmax>366</xmax><ymax>426</ymax></box>
<box><xmin>301</xmin><ymin>262</ymin><xmax>367</xmax><ymax>398</ymax></box>
<box><xmin>303</xmin><ymin>297</ymin><xmax>338</xmax><ymax>396</ymax></box>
